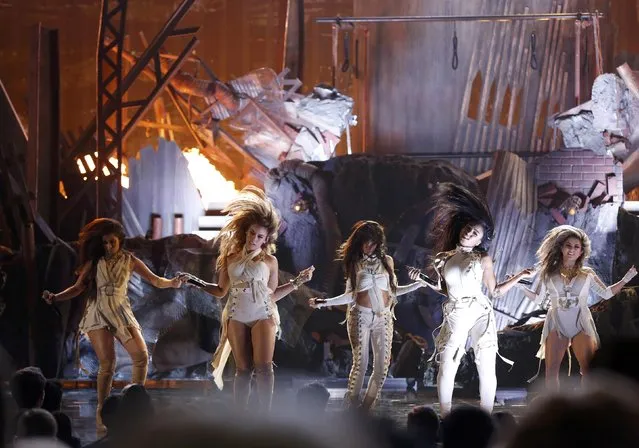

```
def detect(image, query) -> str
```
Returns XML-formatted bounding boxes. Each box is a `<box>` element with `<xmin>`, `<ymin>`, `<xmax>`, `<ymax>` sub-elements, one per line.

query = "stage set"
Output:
<box><xmin>1</xmin><ymin>0</ymin><xmax>639</xmax><ymax>446</ymax></box>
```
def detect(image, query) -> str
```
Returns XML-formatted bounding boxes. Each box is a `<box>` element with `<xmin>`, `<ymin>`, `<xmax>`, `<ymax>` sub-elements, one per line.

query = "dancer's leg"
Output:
<box><xmin>227</xmin><ymin>320</ymin><xmax>252</xmax><ymax>409</ymax></box>
<box><xmin>361</xmin><ymin>312</ymin><xmax>393</xmax><ymax>410</ymax></box>
<box><xmin>87</xmin><ymin>328</ymin><xmax>116</xmax><ymax>433</ymax></box>
<box><xmin>251</xmin><ymin>317</ymin><xmax>277</xmax><ymax>411</ymax></box>
<box><xmin>345</xmin><ymin>307</ymin><xmax>371</xmax><ymax>408</ymax></box>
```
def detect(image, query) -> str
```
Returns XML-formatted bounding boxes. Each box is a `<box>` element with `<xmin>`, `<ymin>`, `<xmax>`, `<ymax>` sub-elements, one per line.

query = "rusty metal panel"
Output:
<box><xmin>486</xmin><ymin>151</ymin><xmax>538</xmax><ymax>329</ymax></box>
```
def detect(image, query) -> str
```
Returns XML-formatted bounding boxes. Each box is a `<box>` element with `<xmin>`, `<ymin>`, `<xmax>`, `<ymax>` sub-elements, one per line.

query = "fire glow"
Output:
<box><xmin>182</xmin><ymin>147</ymin><xmax>238</xmax><ymax>208</ymax></box>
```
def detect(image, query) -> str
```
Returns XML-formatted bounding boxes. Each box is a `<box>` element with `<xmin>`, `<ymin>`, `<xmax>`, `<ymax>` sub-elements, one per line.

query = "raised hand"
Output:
<box><xmin>297</xmin><ymin>266</ymin><xmax>315</xmax><ymax>284</ymax></box>
<box><xmin>623</xmin><ymin>265</ymin><xmax>637</xmax><ymax>284</ymax></box>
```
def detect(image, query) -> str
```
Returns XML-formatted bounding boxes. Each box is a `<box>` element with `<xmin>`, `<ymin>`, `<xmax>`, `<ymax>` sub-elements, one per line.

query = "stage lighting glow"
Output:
<box><xmin>183</xmin><ymin>147</ymin><xmax>238</xmax><ymax>208</ymax></box>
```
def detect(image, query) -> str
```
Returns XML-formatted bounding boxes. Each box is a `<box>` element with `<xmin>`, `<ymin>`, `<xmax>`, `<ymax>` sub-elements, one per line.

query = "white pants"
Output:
<box><xmin>435</xmin><ymin>298</ymin><xmax>498</xmax><ymax>415</ymax></box>
<box><xmin>345</xmin><ymin>304</ymin><xmax>394</xmax><ymax>408</ymax></box>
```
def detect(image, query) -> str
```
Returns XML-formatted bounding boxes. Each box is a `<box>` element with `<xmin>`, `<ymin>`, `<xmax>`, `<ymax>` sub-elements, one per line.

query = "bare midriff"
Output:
<box><xmin>354</xmin><ymin>290</ymin><xmax>391</xmax><ymax>309</ymax></box>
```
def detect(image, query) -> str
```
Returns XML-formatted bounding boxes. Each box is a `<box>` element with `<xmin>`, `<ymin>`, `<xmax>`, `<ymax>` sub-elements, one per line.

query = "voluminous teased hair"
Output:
<box><xmin>429</xmin><ymin>183</ymin><xmax>494</xmax><ymax>255</ymax></box>
<box><xmin>336</xmin><ymin>220</ymin><xmax>397</xmax><ymax>294</ymax></box>
<box><xmin>77</xmin><ymin>218</ymin><xmax>126</xmax><ymax>295</ymax></box>
<box><xmin>216</xmin><ymin>186</ymin><xmax>280</xmax><ymax>272</ymax></box>
<box><xmin>536</xmin><ymin>225</ymin><xmax>591</xmax><ymax>281</ymax></box>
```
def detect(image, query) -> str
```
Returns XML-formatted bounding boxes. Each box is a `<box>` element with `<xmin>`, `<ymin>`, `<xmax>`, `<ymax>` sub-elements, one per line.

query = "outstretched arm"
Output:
<box><xmin>132</xmin><ymin>256</ymin><xmax>185</xmax><ymax>289</ymax></box>
<box><xmin>407</xmin><ymin>266</ymin><xmax>442</xmax><ymax>294</ymax></box>
<box><xmin>43</xmin><ymin>262</ymin><xmax>91</xmax><ymax>303</ymax></box>
<box><xmin>386</xmin><ymin>256</ymin><xmax>423</xmax><ymax>296</ymax></box>
<box><xmin>194</xmin><ymin>267</ymin><xmax>230</xmax><ymax>299</ymax></box>
<box><xmin>589</xmin><ymin>265</ymin><xmax>637</xmax><ymax>299</ymax></box>
<box><xmin>482</xmin><ymin>255</ymin><xmax>534</xmax><ymax>299</ymax></box>
<box><xmin>272</xmin><ymin>264</ymin><xmax>315</xmax><ymax>302</ymax></box>
<box><xmin>309</xmin><ymin>278</ymin><xmax>355</xmax><ymax>309</ymax></box>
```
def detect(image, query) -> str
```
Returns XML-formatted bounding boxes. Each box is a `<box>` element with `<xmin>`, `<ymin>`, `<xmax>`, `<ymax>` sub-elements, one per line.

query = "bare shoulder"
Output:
<box><xmin>264</xmin><ymin>253</ymin><xmax>278</xmax><ymax>268</ymax></box>
<box><xmin>385</xmin><ymin>254</ymin><xmax>395</xmax><ymax>267</ymax></box>
<box><xmin>480</xmin><ymin>253</ymin><xmax>494</xmax><ymax>268</ymax></box>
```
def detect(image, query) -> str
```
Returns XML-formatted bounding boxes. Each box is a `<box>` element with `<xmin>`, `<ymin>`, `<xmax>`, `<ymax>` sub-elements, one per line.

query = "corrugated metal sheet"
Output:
<box><xmin>486</xmin><ymin>151</ymin><xmax>539</xmax><ymax>329</ymax></box>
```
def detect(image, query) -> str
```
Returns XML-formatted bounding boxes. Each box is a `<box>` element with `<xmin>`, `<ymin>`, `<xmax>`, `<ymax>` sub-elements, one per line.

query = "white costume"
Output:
<box><xmin>430</xmin><ymin>247</ymin><xmax>508</xmax><ymax>415</ymax></box>
<box><xmin>212</xmin><ymin>248</ymin><xmax>279</xmax><ymax>392</ymax></box>
<box><xmin>316</xmin><ymin>255</ymin><xmax>422</xmax><ymax>407</ymax></box>
<box><xmin>527</xmin><ymin>268</ymin><xmax>613</xmax><ymax>380</ymax></box>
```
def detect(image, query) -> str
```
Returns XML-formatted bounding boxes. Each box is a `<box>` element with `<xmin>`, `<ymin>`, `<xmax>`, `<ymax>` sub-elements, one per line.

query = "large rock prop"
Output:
<box><xmin>265</xmin><ymin>155</ymin><xmax>481</xmax><ymax>352</ymax></box>
<box><xmin>553</xmin><ymin>73</ymin><xmax>639</xmax><ymax>157</ymax></box>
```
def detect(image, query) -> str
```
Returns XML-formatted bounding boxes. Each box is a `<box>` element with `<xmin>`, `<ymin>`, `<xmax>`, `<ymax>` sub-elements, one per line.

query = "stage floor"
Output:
<box><xmin>58</xmin><ymin>378</ymin><xmax>529</xmax><ymax>445</ymax></box>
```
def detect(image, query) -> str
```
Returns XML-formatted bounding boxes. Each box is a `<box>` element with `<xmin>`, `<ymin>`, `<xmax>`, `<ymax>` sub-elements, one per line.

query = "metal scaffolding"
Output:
<box><xmin>59</xmin><ymin>0</ymin><xmax>200</xmax><ymax>224</ymax></box>
<box><xmin>96</xmin><ymin>0</ymin><xmax>127</xmax><ymax>220</ymax></box>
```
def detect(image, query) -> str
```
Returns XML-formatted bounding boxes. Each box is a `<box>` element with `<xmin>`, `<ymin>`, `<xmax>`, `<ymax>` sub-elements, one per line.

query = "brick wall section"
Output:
<box><xmin>535</xmin><ymin>149</ymin><xmax>624</xmax><ymax>202</ymax></box>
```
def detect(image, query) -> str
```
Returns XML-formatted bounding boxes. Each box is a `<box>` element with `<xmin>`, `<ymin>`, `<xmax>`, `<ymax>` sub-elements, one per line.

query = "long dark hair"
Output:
<box><xmin>336</xmin><ymin>220</ymin><xmax>397</xmax><ymax>294</ymax></box>
<box><xmin>429</xmin><ymin>183</ymin><xmax>494</xmax><ymax>255</ymax></box>
<box><xmin>76</xmin><ymin>218</ymin><xmax>126</xmax><ymax>294</ymax></box>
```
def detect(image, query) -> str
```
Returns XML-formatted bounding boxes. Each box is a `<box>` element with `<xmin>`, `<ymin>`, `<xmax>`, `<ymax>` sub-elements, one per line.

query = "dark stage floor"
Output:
<box><xmin>58</xmin><ymin>378</ymin><xmax>529</xmax><ymax>445</ymax></box>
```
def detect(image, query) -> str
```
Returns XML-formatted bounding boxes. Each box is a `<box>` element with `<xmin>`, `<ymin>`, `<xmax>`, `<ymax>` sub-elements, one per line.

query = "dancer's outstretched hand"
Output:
<box><xmin>623</xmin><ymin>265</ymin><xmax>637</xmax><ymax>284</ymax></box>
<box><xmin>518</xmin><ymin>268</ymin><xmax>536</xmax><ymax>279</ymax></box>
<box><xmin>308</xmin><ymin>297</ymin><xmax>326</xmax><ymax>309</ymax></box>
<box><xmin>297</xmin><ymin>266</ymin><xmax>315</xmax><ymax>284</ymax></box>
<box><xmin>408</xmin><ymin>267</ymin><xmax>423</xmax><ymax>282</ymax></box>
<box><xmin>42</xmin><ymin>290</ymin><xmax>55</xmax><ymax>304</ymax></box>
<box><xmin>171</xmin><ymin>274</ymin><xmax>188</xmax><ymax>288</ymax></box>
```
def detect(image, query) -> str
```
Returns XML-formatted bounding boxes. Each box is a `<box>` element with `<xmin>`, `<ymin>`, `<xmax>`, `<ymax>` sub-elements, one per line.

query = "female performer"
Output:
<box><xmin>309</xmin><ymin>220</ymin><xmax>425</xmax><ymax>410</ymax></box>
<box><xmin>408</xmin><ymin>183</ymin><xmax>533</xmax><ymax>415</ymax></box>
<box><xmin>521</xmin><ymin>225</ymin><xmax>636</xmax><ymax>389</ymax></box>
<box><xmin>192</xmin><ymin>186</ymin><xmax>314</xmax><ymax>411</ymax></box>
<box><xmin>42</xmin><ymin>218</ymin><xmax>186</xmax><ymax>432</ymax></box>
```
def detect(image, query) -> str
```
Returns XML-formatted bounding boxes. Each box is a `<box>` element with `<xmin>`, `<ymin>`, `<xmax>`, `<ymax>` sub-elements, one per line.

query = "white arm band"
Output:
<box><xmin>316</xmin><ymin>291</ymin><xmax>354</xmax><ymax>308</ymax></box>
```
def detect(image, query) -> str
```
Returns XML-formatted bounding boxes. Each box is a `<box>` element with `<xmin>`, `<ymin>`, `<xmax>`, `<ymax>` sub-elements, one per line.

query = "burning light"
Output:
<box><xmin>75</xmin><ymin>153</ymin><xmax>129</xmax><ymax>189</ymax></box>
<box><xmin>182</xmin><ymin>148</ymin><xmax>238</xmax><ymax>208</ymax></box>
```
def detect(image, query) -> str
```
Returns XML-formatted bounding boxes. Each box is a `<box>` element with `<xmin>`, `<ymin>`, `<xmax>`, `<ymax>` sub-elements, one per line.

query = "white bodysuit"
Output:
<box><xmin>431</xmin><ymin>248</ymin><xmax>504</xmax><ymax>415</ymax></box>
<box><xmin>211</xmin><ymin>249</ymin><xmax>279</xmax><ymax>389</ymax></box>
<box><xmin>530</xmin><ymin>268</ymin><xmax>612</xmax><ymax>360</ymax></box>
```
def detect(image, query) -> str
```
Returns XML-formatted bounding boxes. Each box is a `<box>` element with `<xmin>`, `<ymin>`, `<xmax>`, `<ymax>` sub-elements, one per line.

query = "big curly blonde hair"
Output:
<box><xmin>536</xmin><ymin>225</ymin><xmax>592</xmax><ymax>281</ymax></box>
<box><xmin>216</xmin><ymin>186</ymin><xmax>280</xmax><ymax>273</ymax></box>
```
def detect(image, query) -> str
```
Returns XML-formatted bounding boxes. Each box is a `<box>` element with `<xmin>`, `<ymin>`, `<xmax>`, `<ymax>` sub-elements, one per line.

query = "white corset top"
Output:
<box><xmin>442</xmin><ymin>249</ymin><xmax>485</xmax><ymax>301</ymax></box>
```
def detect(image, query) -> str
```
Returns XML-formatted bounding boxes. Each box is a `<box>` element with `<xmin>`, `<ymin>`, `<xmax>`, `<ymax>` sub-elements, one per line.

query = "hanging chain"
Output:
<box><xmin>452</xmin><ymin>24</ymin><xmax>459</xmax><ymax>70</ymax></box>
<box><xmin>529</xmin><ymin>31</ymin><xmax>538</xmax><ymax>70</ymax></box>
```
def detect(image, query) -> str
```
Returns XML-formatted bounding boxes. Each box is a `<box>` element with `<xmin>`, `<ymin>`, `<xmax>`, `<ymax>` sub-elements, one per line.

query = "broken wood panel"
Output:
<box><xmin>486</xmin><ymin>151</ymin><xmax>538</xmax><ymax>329</ymax></box>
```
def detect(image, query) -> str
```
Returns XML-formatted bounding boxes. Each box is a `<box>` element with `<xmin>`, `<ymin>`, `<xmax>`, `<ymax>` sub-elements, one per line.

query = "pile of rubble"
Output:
<box><xmin>552</xmin><ymin>63</ymin><xmax>639</xmax><ymax>160</ymax></box>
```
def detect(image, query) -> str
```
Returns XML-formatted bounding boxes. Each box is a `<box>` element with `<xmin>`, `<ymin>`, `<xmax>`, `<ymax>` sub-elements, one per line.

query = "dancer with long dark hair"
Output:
<box><xmin>309</xmin><ymin>220</ymin><xmax>425</xmax><ymax>410</ymax></box>
<box><xmin>42</xmin><ymin>218</ymin><xmax>186</xmax><ymax>432</ymax></box>
<box><xmin>408</xmin><ymin>184</ymin><xmax>533</xmax><ymax>415</ymax></box>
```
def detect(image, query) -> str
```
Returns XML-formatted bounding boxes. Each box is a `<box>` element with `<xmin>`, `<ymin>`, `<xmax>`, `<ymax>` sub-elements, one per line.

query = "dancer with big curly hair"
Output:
<box><xmin>522</xmin><ymin>225</ymin><xmax>636</xmax><ymax>389</ymax></box>
<box><xmin>191</xmin><ymin>186</ymin><xmax>314</xmax><ymax>411</ymax></box>
<box><xmin>309</xmin><ymin>220</ymin><xmax>425</xmax><ymax>410</ymax></box>
<box><xmin>408</xmin><ymin>184</ymin><xmax>533</xmax><ymax>415</ymax></box>
<box><xmin>42</xmin><ymin>218</ymin><xmax>186</xmax><ymax>432</ymax></box>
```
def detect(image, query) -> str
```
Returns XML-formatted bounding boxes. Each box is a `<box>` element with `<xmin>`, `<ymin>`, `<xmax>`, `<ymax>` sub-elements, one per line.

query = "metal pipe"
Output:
<box><xmin>316</xmin><ymin>12</ymin><xmax>603</xmax><ymax>24</ymax></box>
<box><xmin>407</xmin><ymin>151</ymin><xmax>550</xmax><ymax>159</ymax></box>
